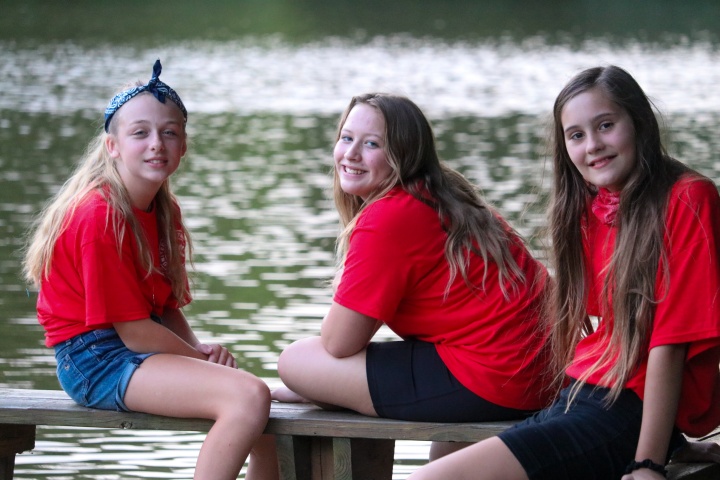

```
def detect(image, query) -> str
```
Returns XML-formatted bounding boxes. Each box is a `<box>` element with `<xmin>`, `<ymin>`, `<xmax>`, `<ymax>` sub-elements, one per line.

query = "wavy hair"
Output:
<box><xmin>547</xmin><ymin>66</ymin><xmax>692</xmax><ymax>402</ymax></box>
<box><xmin>332</xmin><ymin>93</ymin><xmax>524</xmax><ymax>296</ymax></box>
<box><xmin>23</xmin><ymin>88</ymin><xmax>192</xmax><ymax>305</ymax></box>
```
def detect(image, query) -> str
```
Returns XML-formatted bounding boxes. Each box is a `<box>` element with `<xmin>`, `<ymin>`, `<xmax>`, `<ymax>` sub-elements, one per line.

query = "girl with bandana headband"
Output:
<box><xmin>408</xmin><ymin>66</ymin><xmax>720</xmax><ymax>480</ymax></box>
<box><xmin>23</xmin><ymin>60</ymin><xmax>273</xmax><ymax>480</ymax></box>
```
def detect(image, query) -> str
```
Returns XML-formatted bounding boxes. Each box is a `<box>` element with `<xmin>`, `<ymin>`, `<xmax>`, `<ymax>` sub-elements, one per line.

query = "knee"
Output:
<box><xmin>224</xmin><ymin>373</ymin><xmax>271</xmax><ymax>429</ymax></box>
<box><xmin>244</xmin><ymin>375</ymin><xmax>272</xmax><ymax>416</ymax></box>
<box><xmin>277</xmin><ymin>336</ymin><xmax>320</xmax><ymax>381</ymax></box>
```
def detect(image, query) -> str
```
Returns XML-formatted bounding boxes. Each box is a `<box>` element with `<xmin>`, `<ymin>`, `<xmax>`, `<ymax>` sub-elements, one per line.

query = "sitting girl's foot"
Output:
<box><xmin>271</xmin><ymin>386</ymin><xmax>310</xmax><ymax>403</ymax></box>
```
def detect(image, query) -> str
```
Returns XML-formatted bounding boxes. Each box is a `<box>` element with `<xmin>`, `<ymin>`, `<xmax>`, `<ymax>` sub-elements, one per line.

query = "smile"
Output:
<box><xmin>343</xmin><ymin>166</ymin><xmax>364</xmax><ymax>175</ymax></box>
<box><xmin>588</xmin><ymin>155</ymin><xmax>614</xmax><ymax>168</ymax></box>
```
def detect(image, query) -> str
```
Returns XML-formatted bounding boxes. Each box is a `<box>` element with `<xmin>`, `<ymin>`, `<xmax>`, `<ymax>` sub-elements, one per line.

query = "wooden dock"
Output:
<box><xmin>1</xmin><ymin>388</ymin><xmax>718</xmax><ymax>479</ymax></box>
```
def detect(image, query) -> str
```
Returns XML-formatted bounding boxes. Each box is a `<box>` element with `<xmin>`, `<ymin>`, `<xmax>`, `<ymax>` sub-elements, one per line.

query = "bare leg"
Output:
<box><xmin>246</xmin><ymin>434</ymin><xmax>279</xmax><ymax>480</ymax></box>
<box><xmin>124</xmin><ymin>354</ymin><xmax>271</xmax><ymax>480</ymax></box>
<box><xmin>429</xmin><ymin>441</ymin><xmax>473</xmax><ymax>461</ymax></box>
<box><xmin>408</xmin><ymin>437</ymin><xmax>528</xmax><ymax>480</ymax></box>
<box><xmin>277</xmin><ymin>336</ymin><xmax>377</xmax><ymax>416</ymax></box>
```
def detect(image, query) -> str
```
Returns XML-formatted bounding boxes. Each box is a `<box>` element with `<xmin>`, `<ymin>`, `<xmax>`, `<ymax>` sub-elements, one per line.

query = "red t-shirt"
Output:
<box><xmin>566</xmin><ymin>177</ymin><xmax>720</xmax><ymax>436</ymax></box>
<box><xmin>334</xmin><ymin>187</ymin><xmax>551</xmax><ymax>410</ymax></box>
<box><xmin>37</xmin><ymin>191</ymin><xmax>187</xmax><ymax>347</ymax></box>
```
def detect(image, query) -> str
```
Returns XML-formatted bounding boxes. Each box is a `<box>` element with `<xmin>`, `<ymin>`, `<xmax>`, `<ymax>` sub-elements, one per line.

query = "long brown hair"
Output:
<box><xmin>547</xmin><ymin>66</ymin><xmax>692</xmax><ymax>402</ymax></box>
<box><xmin>333</xmin><ymin>93</ymin><xmax>524</xmax><ymax>296</ymax></box>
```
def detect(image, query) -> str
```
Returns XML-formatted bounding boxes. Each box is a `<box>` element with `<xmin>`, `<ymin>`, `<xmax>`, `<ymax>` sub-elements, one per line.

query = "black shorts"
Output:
<box><xmin>366</xmin><ymin>339</ymin><xmax>533</xmax><ymax>422</ymax></box>
<box><xmin>498</xmin><ymin>381</ymin><xmax>687</xmax><ymax>480</ymax></box>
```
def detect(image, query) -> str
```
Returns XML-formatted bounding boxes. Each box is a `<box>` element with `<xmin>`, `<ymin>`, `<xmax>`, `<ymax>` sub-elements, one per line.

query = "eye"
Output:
<box><xmin>340</xmin><ymin>135</ymin><xmax>352</xmax><ymax>143</ymax></box>
<box><xmin>366</xmin><ymin>140</ymin><xmax>380</xmax><ymax>148</ymax></box>
<box><xmin>599</xmin><ymin>121</ymin><xmax>614</xmax><ymax>131</ymax></box>
<box><xmin>131</xmin><ymin>129</ymin><xmax>147</xmax><ymax>137</ymax></box>
<box><xmin>567</xmin><ymin>131</ymin><xmax>584</xmax><ymax>141</ymax></box>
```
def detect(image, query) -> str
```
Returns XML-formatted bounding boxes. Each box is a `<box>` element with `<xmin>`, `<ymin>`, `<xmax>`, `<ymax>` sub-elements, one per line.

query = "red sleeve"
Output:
<box><xmin>334</xmin><ymin>191</ymin><xmax>443</xmax><ymax>323</ymax></box>
<box><xmin>651</xmin><ymin>179</ymin><xmax>720</xmax><ymax>346</ymax></box>
<box><xmin>80</xmin><ymin>213</ymin><xmax>154</xmax><ymax>326</ymax></box>
<box><xmin>651</xmin><ymin>178</ymin><xmax>720</xmax><ymax>436</ymax></box>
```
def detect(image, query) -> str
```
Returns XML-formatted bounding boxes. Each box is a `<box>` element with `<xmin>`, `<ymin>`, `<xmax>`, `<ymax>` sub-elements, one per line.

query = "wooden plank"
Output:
<box><xmin>350</xmin><ymin>438</ymin><xmax>394</xmax><ymax>480</ymax></box>
<box><xmin>331</xmin><ymin>438</ymin><xmax>352</xmax><ymax>480</ymax></box>
<box><xmin>668</xmin><ymin>462</ymin><xmax>720</xmax><ymax>480</ymax></box>
<box><xmin>276</xmin><ymin>435</ymin><xmax>298</xmax><ymax>480</ymax></box>
<box><xmin>0</xmin><ymin>389</ymin><xmax>514</xmax><ymax>442</ymax></box>
<box><xmin>0</xmin><ymin>424</ymin><xmax>35</xmax><ymax>480</ymax></box>
<box><xmin>317</xmin><ymin>437</ymin><xmax>336</xmax><ymax>480</ymax></box>
<box><xmin>266</xmin><ymin>405</ymin><xmax>513</xmax><ymax>442</ymax></box>
<box><xmin>0</xmin><ymin>425</ymin><xmax>35</xmax><ymax>456</ymax></box>
<box><xmin>1</xmin><ymin>457</ymin><xmax>16</xmax><ymax>480</ymax></box>
<box><xmin>4</xmin><ymin>388</ymin><xmax>718</xmax><ymax>480</ymax></box>
<box><xmin>287</xmin><ymin>436</ymin><xmax>314</xmax><ymax>480</ymax></box>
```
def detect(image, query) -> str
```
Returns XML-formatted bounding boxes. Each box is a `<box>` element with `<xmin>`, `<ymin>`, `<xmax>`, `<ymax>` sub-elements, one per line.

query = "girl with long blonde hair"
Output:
<box><xmin>23</xmin><ymin>60</ymin><xmax>273</xmax><ymax>480</ymax></box>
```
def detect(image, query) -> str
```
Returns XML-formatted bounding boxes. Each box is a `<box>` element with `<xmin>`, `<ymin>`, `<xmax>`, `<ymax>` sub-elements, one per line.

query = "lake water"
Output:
<box><xmin>1</xmin><ymin>2</ymin><xmax>719</xmax><ymax>478</ymax></box>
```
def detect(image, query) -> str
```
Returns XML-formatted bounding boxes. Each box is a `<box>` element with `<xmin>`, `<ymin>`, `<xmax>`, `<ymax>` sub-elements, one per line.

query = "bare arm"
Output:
<box><xmin>114</xmin><ymin>311</ymin><xmax>237</xmax><ymax>368</ymax></box>
<box><xmin>114</xmin><ymin>317</ymin><xmax>207</xmax><ymax>360</ymax></box>
<box><xmin>160</xmin><ymin>307</ymin><xmax>201</xmax><ymax>346</ymax></box>
<box><xmin>622</xmin><ymin>343</ymin><xmax>687</xmax><ymax>480</ymax></box>
<box><xmin>320</xmin><ymin>302</ymin><xmax>382</xmax><ymax>358</ymax></box>
<box><xmin>158</xmin><ymin>308</ymin><xmax>237</xmax><ymax>367</ymax></box>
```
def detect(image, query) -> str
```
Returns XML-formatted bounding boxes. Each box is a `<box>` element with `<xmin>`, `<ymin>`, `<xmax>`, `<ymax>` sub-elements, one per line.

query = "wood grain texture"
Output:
<box><xmin>1</xmin><ymin>389</ymin><xmax>719</xmax><ymax>480</ymax></box>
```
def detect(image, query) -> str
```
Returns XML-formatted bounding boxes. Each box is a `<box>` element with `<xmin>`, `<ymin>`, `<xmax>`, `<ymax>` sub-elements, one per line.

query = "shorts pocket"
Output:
<box><xmin>57</xmin><ymin>354</ymin><xmax>90</xmax><ymax>407</ymax></box>
<box><xmin>88</xmin><ymin>328</ymin><xmax>124</xmax><ymax>362</ymax></box>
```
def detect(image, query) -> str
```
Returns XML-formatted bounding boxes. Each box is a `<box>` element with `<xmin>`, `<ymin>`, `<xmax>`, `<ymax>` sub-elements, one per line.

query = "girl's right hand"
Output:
<box><xmin>621</xmin><ymin>469</ymin><xmax>666</xmax><ymax>480</ymax></box>
<box><xmin>196</xmin><ymin>343</ymin><xmax>237</xmax><ymax>368</ymax></box>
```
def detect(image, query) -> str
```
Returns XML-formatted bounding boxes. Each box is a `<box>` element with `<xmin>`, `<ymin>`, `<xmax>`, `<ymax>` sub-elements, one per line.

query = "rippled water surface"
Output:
<box><xmin>1</xmin><ymin>2</ymin><xmax>719</xmax><ymax>478</ymax></box>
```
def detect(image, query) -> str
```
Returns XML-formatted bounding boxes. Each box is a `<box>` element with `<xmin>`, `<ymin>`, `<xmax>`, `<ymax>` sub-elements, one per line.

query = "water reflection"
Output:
<box><xmin>1</xmin><ymin>31</ymin><xmax>719</xmax><ymax>480</ymax></box>
<box><xmin>2</xmin><ymin>37</ymin><xmax>720</xmax><ymax>120</ymax></box>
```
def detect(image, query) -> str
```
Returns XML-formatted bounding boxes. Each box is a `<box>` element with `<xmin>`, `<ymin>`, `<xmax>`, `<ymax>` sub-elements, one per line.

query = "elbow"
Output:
<box><xmin>321</xmin><ymin>335</ymin><xmax>362</xmax><ymax>359</ymax></box>
<box><xmin>324</xmin><ymin>344</ymin><xmax>350</xmax><ymax>359</ymax></box>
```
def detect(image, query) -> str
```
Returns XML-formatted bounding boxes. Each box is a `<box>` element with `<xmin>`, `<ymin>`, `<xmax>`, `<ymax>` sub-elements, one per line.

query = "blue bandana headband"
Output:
<box><xmin>104</xmin><ymin>59</ymin><xmax>187</xmax><ymax>132</ymax></box>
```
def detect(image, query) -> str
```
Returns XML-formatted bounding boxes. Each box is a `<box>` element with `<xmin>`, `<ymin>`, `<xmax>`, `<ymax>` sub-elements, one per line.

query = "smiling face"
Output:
<box><xmin>561</xmin><ymin>87</ymin><xmax>637</xmax><ymax>192</ymax></box>
<box><xmin>333</xmin><ymin>103</ymin><xmax>393</xmax><ymax>200</ymax></box>
<box><xmin>106</xmin><ymin>93</ymin><xmax>187</xmax><ymax>209</ymax></box>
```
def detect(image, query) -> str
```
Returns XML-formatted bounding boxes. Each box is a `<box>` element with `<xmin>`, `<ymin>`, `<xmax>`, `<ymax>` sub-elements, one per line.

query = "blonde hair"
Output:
<box><xmin>23</xmin><ymin>89</ymin><xmax>192</xmax><ymax>304</ymax></box>
<box><xmin>332</xmin><ymin>93</ymin><xmax>524</xmax><ymax>296</ymax></box>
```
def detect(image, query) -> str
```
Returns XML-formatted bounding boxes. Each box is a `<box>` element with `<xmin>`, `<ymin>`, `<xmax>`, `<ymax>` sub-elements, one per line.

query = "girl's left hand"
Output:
<box><xmin>196</xmin><ymin>343</ymin><xmax>238</xmax><ymax>368</ymax></box>
<box><xmin>621</xmin><ymin>468</ymin><xmax>666</xmax><ymax>480</ymax></box>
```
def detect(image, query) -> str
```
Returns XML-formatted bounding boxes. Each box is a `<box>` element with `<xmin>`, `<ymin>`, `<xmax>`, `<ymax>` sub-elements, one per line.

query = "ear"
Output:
<box><xmin>105</xmin><ymin>135</ymin><xmax>121</xmax><ymax>159</ymax></box>
<box><xmin>181</xmin><ymin>137</ymin><xmax>187</xmax><ymax>157</ymax></box>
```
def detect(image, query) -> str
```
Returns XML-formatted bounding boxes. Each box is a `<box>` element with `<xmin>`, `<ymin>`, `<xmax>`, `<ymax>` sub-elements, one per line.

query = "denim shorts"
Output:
<box><xmin>366</xmin><ymin>340</ymin><xmax>534</xmax><ymax>422</ymax></box>
<box><xmin>498</xmin><ymin>381</ymin><xmax>687</xmax><ymax>480</ymax></box>
<box><xmin>54</xmin><ymin>328</ymin><xmax>155</xmax><ymax>412</ymax></box>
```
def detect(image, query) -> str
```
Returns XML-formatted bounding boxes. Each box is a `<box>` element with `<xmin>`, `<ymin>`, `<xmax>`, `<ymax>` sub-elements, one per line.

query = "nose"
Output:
<box><xmin>344</xmin><ymin>141</ymin><xmax>360</xmax><ymax>161</ymax></box>
<box><xmin>586</xmin><ymin>131</ymin><xmax>604</xmax><ymax>153</ymax></box>
<box><xmin>149</xmin><ymin>131</ymin><xmax>165</xmax><ymax>151</ymax></box>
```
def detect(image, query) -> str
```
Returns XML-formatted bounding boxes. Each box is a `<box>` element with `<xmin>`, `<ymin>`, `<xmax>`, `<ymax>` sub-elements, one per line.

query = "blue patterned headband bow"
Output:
<box><xmin>104</xmin><ymin>59</ymin><xmax>187</xmax><ymax>132</ymax></box>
